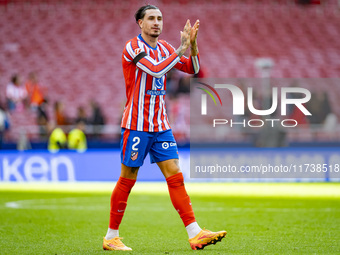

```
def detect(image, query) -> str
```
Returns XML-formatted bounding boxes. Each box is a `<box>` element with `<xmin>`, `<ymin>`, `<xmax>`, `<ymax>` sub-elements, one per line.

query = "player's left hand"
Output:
<box><xmin>190</xmin><ymin>19</ymin><xmax>199</xmax><ymax>46</ymax></box>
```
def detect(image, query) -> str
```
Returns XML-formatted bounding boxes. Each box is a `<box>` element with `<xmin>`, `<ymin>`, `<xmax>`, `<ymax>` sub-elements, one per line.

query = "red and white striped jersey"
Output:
<box><xmin>121</xmin><ymin>34</ymin><xmax>200</xmax><ymax>132</ymax></box>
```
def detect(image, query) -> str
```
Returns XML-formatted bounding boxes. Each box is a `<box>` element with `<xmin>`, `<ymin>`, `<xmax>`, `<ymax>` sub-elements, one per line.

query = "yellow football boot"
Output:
<box><xmin>103</xmin><ymin>236</ymin><xmax>132</xmax><ymax>251</ymax></box>
<box><xmin>188</xmin><ymin>228</ymin><xmax>227</xmax><ymax>250</ymax></box>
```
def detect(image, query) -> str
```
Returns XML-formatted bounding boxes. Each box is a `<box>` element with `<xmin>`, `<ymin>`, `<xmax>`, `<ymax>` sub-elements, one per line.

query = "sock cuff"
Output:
<box><xmin>117</xmin><ymin>176</ymin><xmax>136</xmax><ymax>193</ymax></box>
<box><xmin>166</xmin><ymin>172</ymin><xmax>184</xmax><ymax>187</ymax></box>
<box><xmin>184</xmin><ymin>218</ymin><xmax>197</xmax><ymax>227</ymax></box>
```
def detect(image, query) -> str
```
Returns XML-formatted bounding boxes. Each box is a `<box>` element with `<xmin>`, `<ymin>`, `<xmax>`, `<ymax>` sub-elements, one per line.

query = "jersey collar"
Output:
<box><xmin>138</xmin><ymin>34</ymin><xmax>158</xmax><ymax>50</ymax></box>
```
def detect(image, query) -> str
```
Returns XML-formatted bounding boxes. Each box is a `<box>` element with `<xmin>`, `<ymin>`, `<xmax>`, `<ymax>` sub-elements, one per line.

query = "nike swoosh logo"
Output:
<box><xmin>118</xmin><ymin>210</ymin><xmax>125</xmax><ymax>212</ymax></box>
<box><xmin>197</xmin><ymin>234</ymin><xmax>215</xmax><ymax>240</ymax></box>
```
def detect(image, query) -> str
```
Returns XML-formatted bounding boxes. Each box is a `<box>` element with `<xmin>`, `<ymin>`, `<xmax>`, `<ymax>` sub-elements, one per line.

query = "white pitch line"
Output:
<box><xmin>3</xmin><ymin>197</ymin><xmax>339</xmax><ymax>212</ymax></box>
<box><xmin>1</xmin><ymin>182</ymin><xmax>340</xmax><ymax>199</ymax></box>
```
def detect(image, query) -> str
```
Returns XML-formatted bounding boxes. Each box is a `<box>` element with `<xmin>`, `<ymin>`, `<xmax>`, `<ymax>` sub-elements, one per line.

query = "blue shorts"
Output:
<box><xmin>120</xmin><ymin>128</ymin><xmax>179</xmax><ymax>167</ymax></box>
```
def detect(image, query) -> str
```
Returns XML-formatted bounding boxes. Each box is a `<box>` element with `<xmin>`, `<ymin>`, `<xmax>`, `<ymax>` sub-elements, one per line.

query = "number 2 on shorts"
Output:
<box><xmin>132</xmin><ymin>137</ymin><xmax>140</xmax><ymax>151</ymax></box>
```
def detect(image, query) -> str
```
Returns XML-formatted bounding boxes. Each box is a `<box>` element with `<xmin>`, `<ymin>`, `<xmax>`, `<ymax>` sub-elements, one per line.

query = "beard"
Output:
<box><xmin>146</xmin><ymin>29</ymin><xmax>162</xmax><ymax>38</ymax></box>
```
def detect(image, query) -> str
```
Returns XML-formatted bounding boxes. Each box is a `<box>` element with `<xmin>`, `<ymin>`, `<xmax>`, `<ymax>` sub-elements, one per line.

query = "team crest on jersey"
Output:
<box><xmin>131</xmin><ymin>151</ymin><xmax>138</xmax><ymax>161</ymax></box>
<box><xmin>134</xmin><ymin>48</ymin><xmax>143</xmax><ymax>55</ymax></box>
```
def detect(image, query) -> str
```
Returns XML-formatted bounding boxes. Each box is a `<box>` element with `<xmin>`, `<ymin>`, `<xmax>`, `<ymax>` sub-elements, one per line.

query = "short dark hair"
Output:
<box><xmin>135</xmin><ymin>5</ymin><xmax>159</xmax><ymax>23</ymax></box>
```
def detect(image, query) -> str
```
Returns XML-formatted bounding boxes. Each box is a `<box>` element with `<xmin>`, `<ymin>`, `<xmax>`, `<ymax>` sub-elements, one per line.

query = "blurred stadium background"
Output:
<box><xmin>0</xmin><ymin>0</ymin><xmax>340</xmax><ymax>149</ymax></box>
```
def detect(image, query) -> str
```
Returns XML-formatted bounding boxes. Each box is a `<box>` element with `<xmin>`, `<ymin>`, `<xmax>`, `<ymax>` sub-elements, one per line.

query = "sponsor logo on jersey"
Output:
<box><xmin>146</xmin><ymin>90</ymin><xmax>166</xmax><ymax>96</ymax></box>
<box><xmin>155</xmin><ymin>78</ymin><xmax>163</xmax><ymax>89</ymax></box>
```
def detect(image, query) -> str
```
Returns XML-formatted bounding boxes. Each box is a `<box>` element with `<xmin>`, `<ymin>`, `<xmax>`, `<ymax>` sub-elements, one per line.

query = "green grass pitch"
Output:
<box><xmin>0</xmin><ymin>182</ymin><xmax>339</xmax><ymax>254</ymax></box>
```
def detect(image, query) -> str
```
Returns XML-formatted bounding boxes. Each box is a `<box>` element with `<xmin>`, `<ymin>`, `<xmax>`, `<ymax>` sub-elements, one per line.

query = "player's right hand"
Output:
<box><xmin>190</xmin><ymin>19</ymin><xmax>199</xmax><ymax>46</ymax></box>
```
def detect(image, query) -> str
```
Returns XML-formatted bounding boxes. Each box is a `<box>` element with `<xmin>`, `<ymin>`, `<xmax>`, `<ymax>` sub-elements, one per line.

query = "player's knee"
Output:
<box><xmin>165</xmin><ymin>159</ymin><xmax>181</xmax><ymax>176</ymax></box>
<box><xmin>121</xmin><ymin>165</ymin><xmax>140</xmax><ymax>179</ymax></box>
<box><xmin>167</xmin><ymin>169</ymin><xmax>181</xmax><ymax>178</ymax></box>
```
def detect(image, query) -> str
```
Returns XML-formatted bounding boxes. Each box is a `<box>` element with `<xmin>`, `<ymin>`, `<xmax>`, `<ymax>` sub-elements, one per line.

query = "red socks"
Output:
<box><xmin>109</xmin><ymin>177</ymin><xmax>136</xmax><ymax>229</ymax></box>
<box><xmin>166</xmin><ymin>172</ymin><xmax>196</xmax><ymax>227</ymax></box>
<box><xmin>109</xmin><ymin>173</ymin><xmax>195</xmax><ymax>230</ymax></box>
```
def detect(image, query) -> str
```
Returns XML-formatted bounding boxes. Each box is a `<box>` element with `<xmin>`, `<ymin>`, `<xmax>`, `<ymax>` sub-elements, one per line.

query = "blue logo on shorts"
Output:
<box><xmin>162</xmin><ymin>142</ymin><xmax>177</xmax><ymax>149</ymax></box>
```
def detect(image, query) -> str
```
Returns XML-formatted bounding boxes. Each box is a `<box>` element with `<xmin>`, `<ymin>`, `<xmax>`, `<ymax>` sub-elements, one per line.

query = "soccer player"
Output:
<box><xmin>103</xmin><ymin>5</ymin><xmax>227</xmax><ymax>251</ymax></box>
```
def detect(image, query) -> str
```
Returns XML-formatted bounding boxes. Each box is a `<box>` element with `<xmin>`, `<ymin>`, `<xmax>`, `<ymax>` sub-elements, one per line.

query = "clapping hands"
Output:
<box><xmin>178</xmin><ymin>19</ymin><xmax>200</xmax><ymax>57</ymax></box>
